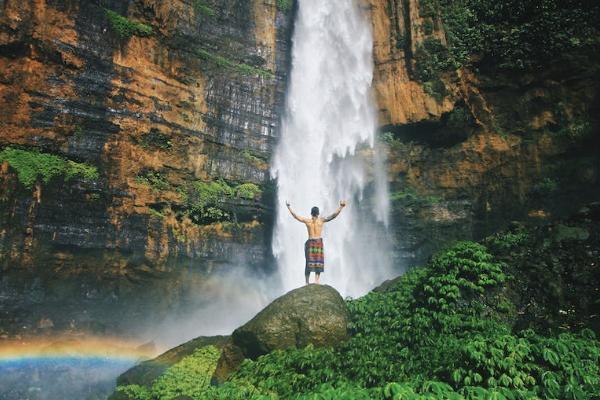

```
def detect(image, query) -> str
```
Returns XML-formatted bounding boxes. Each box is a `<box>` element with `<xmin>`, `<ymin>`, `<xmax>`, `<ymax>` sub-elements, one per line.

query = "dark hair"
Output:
<box><xmin>311</xmin><ymin>206</ymin><xmax>319</xmax><ymax>217</ymax></box>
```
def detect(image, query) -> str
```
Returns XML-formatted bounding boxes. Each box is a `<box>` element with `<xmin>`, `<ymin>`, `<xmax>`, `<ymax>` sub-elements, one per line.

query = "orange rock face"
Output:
<box><xmin>0</xmin><ymin>0</ymin><xmax>292</xmax><ymax>336</ymax></box>
<box><xmin>367</xmin><ymin>0</ymin><xmax>600</xmax><ymax>265</ymax></box>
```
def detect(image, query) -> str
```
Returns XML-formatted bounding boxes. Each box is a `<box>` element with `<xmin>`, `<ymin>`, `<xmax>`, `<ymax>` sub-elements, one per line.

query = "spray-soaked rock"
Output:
<box><xmin>212</xmin><ymin>284</ymin><xmax>350</xmax><ymax>383</ymax></box>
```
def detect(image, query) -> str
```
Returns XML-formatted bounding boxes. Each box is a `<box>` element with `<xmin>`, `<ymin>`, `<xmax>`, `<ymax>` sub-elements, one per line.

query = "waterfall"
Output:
<box><xmin>271</xmin><ymin>0</ymin><xmax>392</xmax><ymax>297</ymax></box>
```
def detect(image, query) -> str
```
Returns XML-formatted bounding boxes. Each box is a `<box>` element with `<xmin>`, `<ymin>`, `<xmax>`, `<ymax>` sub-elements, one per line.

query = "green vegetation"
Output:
<box><xmin>139</xmin><ymin>130</ymin><xmax>172</xmax><ymax>150</ymax></box>
<box><xmin>390</xmin><ymin>187</ymin><xmax>441</xmax><ymax>206</ymax></box>
<box><xmin>105</xmin><ymin>9</ymin><xmax>153</xmax><ymax>39</ymax></box>
<box><xmin>419</xmin><ymin>0</ymin><xmax>600</xmax><ymax>71</ymax></box>
<box><xmin>116</xmin><ymin>346</ymin><xmax>221</xmax><ymax>400</ymax></box>
<box><xmin>193</xmin><ymin>0</ymin><xmax>216</xmax><ymax>17</ymax></box>
<box><xmin>236</xmin><ymin>183</ymin><xmax>262</xmax><ymax>200</ymax></box>
<box><xmin>136</xmin><ymin>171</ymin><xmax>170</xmax><ymax>192</ymax></box>
<box><xmin>242</xmin><ymin>150</ymin><xmax>267</xmax><ymax>170</ymax></box>
<box><xmin>0</xmin><ymin>147</ymin><xmax>99</xmax><ymax>188</ymax></box>
<box><xmin>181</xmin><ymin>179</ymin><xmax>262</xmax><ymax>224</ymax></box>
<box><xmin>115</xmin><ymin>238</ymin><xmax>600</xmax><ymax>399</ymax></box>
<box><xmin>276</xmin><ymin>0</ymin><xmax>293</xmax><ymax>13</ymax></box>
<box><xmin>197</xmin><ymin>49</ymin><xmax>275</xmax><ymax>79</ymax></box>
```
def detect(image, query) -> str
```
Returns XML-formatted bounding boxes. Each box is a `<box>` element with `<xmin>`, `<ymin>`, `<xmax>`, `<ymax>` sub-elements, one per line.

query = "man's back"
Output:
<box><xmin>304</xmin><ymin>217</ymin><xmax>325</xmax><ymax>239</ymax></box>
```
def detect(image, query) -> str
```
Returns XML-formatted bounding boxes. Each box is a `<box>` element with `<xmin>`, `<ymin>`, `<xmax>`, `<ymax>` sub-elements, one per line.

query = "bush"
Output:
<box><xmin>105</xmin><ymin>9</ymin><xmax>152</xmax><ymax>39</ymax></box>
<box><xmin>197</xmin><ymin>50</ymin><xmax>275</xmax><ymax>79</ymax></box>
<box><xmin>236</xmin><ymin>183</ymin><xmax>262</xmax><ymax>200</ymax></box>
<box><xmin>277</xmin><ymin>0</ymin><xmax>293</xmax><ymax>13</ymax></box>
<box><xmin>0</xmin><ymin>147</ymin><xmax>99</xmax><ymax>188</ymax></box>
<box><xmin>193</xmin><ymin>0</ymin><xmax>215</xmax><ymax>17</ymax></box>
<box><xmin>119</xmin><ymin>239</ymin><xmax>600</xmax><ymax>399</ymax></box>
<box><xmin>136</xmin><ymin>171</ymin><xmax>170</xmax><ymax>192</ymax></box>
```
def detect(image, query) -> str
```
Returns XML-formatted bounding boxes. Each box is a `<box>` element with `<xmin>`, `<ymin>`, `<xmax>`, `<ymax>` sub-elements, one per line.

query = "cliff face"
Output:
<box><xmin>0</xmin><ymin>0</ymin><xmax>292</xmax><ymax>336</ymax></box>
<box><xmin>367</xmin><ymin>0</ymin><xmax>600</xmax><ymax>265</ymax></box>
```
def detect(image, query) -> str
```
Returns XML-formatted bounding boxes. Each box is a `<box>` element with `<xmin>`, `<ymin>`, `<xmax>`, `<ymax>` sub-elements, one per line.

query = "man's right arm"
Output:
<box><xmin>286</xmin><ymin>202</ymin><xmax>308</xmax><ymax>223</ymax></box>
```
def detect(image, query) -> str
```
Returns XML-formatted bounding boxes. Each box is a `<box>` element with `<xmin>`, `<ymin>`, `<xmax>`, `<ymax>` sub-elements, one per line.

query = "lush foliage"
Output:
<box><xmin>0</xmin><ymin>147</ymin><xmax>99</xmax><ymax>188</ymax></box>
<box><xmin>276</xmin><ymin>0</ymin><xmax>293</xmax><ymax>13</ymax></box>
<box><xmin>193</xmin><ymin>0</ymin><xmax>216</xmax><ymax>17</ymax></box>
<box><xmin>419</xmin><ymin>0</ymin><xmax>600</xmax><ymax>71</ymax></box>
<box><xmin>136</xmin><ymin>171</ymin><xmax>170</xmax><ymax>192</ymax></box>
<box><xmin>115</xmin><ymin>238</ymin><xmax>600</xmax><ymax>400</ymax></box>
<box><xmin>105</xmin><ymin>9</ymin><xmax>152</xmax><ymax>39</ymax></box>
<box><xmin>116</xmin><ymin>346</ymin><xmax>221</xmax><ymax>400</ymax></box>
<box><xmin>183</xmin><ymin>179</ymin><xmax>262</xmax><ymax>224</ymax></box>
<box><xmin>197</xmin><ymin>49</ymin><xmax>275</xmax><ymax>79</ymax></box>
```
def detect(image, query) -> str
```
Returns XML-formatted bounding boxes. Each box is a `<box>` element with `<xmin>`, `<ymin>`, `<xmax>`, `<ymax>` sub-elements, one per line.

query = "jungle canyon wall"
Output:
<box><xmin>1</xmin><ymin>0</ymin><xmax>599</xmax><ymax>339</ymax></box>
<box><xmin>367</xmin><ymin>0</ymin><xmax>600</xmax><ymax>266</ymax></box>
<box><xmin>0</xmin><ymin>0</ymin><xmax>293</xmax><ymax>337</ymax></box>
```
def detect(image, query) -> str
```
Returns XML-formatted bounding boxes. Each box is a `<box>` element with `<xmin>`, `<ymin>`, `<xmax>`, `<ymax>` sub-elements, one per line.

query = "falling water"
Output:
<box><xmin>271</xmin><ymin>0</ymin><xmax>392</xmax><ymax>297</ymax></box>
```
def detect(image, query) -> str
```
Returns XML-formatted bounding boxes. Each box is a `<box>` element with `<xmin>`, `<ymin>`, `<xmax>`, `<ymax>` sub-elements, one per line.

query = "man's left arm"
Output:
<box><xmin>323</xmin><ymin>200</ymin><xmax>346</xmax><ymax>222</ymax></box>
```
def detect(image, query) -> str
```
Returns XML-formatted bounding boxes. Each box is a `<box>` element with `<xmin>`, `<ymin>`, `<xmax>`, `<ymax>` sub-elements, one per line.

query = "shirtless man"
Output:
<box><xmin>285</xmin><ymin>200</ymin><xmax>346</xmax><ymax>285</ymax></box>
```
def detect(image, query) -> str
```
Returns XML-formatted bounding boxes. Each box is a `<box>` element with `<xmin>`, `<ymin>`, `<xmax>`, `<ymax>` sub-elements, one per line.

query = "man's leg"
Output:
<box><xmin>315</xmin><ymin>273</ymin><xmax>320</xmax><ymax>284</ymax></box>
<box><xmin>305</xmin><ymin>272</ymin><xmax>310</xmax><ymax>285</ymax></box>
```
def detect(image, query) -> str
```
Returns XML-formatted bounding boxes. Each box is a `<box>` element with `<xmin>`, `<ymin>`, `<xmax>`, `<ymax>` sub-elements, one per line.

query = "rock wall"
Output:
<box><xmin>0</xmin><ymin>0</ymin><xmax>293</xmax><ymax>336</ymax></box>
<box><xmin>367</xmin><ymin>0</ymin><xmax>600</xmax><ymax>266</ymax></box>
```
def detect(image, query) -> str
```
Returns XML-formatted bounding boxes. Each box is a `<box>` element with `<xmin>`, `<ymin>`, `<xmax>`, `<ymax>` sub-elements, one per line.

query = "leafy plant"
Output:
<box><xmin>0</xmin><ymin>147</ymin><xmax>99</xmax><ymax>188</ymax></box>
<box><xmin>105</xmin><ymin>9</ymin><xmax>152</xmax><ymax>39</ymax></box>
<box><xmin>277</xmin><ymin>0</ymin><xmax>293</xmax><ymax>13</ymax></box>
<box><xmin>193</xmin><ymin>0</ymin><xmax>216</xmax><ymax>17</ymax></box>
<box><xmin>197</xmin><ymin>49</ymin><xmax>275</xmax><ymax>79</ymax></box>
<box><xmin>136</xmin><ymin>171</ymin><xmax>170</xmax><ymax>192</ymax></box>
<box><xmin>236</xmin><ymin>183</ymin><xmax>262</xmax><ymax>200</ymax></box>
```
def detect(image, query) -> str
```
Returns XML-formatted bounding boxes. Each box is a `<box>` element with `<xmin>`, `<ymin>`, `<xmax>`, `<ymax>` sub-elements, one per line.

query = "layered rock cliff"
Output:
<box><xmin>1</xmin><ymin>0</ymin><xmax>599</xmax><ymax>338</ymax></box>
<box><xmin>0</xmin><ymin>0</ymin><xmax>293</xmax><ymax>336</ymax></box>
<box><xmin>368</xmin><ymin>0</ymin><xmax>600</xmax><ymax>265</ymax></box>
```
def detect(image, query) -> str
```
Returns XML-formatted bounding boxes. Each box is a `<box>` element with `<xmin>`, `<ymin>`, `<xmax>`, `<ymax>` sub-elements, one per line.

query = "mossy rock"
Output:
<box><xmin>213</xmin><ymin>284</ymin><xmax>350</xmax><ymax>383</ymax></box>
<box><xmin>117</xmin><ymin>336</ymin><xmax>229</xmax><ymax>387</ymax></box>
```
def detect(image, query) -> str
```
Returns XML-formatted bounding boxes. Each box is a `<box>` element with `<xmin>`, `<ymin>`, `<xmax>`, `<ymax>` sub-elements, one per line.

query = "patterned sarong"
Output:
<box><xmin>305</xmin><ymin>238</ymin><xmax>324</xmax><ymax>274</ymax></box>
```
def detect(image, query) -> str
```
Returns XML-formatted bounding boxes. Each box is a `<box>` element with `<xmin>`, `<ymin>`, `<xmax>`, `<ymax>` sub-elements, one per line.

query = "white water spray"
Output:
<box><xmin>271</xmin><ymin>0</ymin><xmax>392</xmax><ymax>297</ymax></box>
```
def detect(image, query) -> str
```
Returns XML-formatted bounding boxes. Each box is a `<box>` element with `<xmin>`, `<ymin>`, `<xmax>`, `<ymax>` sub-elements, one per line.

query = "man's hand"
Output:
<box><xmin>285</xmin><ymin>200</ymin><xmax>291</xmax><ymax>207</ymax></box>
<box><xmin>340</xmin><ymin>200</ymin><xmax>347</xmax><ymax>207</ymax></box>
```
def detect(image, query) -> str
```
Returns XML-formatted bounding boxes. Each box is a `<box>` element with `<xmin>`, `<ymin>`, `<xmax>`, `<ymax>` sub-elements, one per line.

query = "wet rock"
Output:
<box><xmin>212</xmin><ymin>284</ymin><xmax>350</xmax><ymax>383</ymax></box>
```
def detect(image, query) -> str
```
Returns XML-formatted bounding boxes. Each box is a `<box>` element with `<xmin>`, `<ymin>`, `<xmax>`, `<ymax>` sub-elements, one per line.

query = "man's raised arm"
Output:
<box><xmin>286</xmin><ymin>201</ymin><xmax>308</xmax><ymax>223</ymax></box>
<box><xmin>323</xmin><ymin>200</ymin><xmax>346</xmax><ymax>222</ymax></box>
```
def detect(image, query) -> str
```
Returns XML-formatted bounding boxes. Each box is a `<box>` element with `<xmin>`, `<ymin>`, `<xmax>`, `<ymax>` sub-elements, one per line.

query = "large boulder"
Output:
<box><xmin>212</xmin><ymin>284</ymin><xmax>350</xmax><ymax>383</ymax></box>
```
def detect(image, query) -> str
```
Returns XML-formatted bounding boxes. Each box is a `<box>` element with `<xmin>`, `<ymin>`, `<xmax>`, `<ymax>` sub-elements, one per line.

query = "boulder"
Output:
<box><xmin>116</xmin><ymin>335</ymin><xmax>229</xmax><ymax>387</ymax></box>
<box><xmin>212</xmin><ymin>284</ymin><xmax>350</xmax><ymax>383</ymax></box>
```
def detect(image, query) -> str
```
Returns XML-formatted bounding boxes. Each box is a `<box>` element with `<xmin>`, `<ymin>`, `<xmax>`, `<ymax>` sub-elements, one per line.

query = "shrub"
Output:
<box><xmin>136</xmin><ymin>171</ymin><xmax>170</xmax><ymax>192</ymax></box>
<box><xmin>105</xmin><ymin>9</ymin><xmax>152</xmax><ymax>39</ymax></box>
<box><xmin>197</xmin><ymin>49</ymin><xmax>275</xmax><ymax>79</ymax></box>
<box><xmin>236</xmin><ymin>183</ymin><xmax>262</xmax><ymax>200</ymax></box>
<box><xmin>277</xmin><ymin>0</ymin><xmax>293</xmax><ymax>13</ymax></box>
<box><xmin>193</xmin><ymin>0</ymin><xmax>216</xmax><ymax>17</ymax></box>
<box><xmin>0</xmin><ymin>147</ymin><xmax>99</xmax><ymax>188</ymax></box>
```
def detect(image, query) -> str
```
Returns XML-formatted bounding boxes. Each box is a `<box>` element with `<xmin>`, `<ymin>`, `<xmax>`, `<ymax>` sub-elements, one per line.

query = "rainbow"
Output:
<box><xmin>0</xmin><ymin>336</ymin><xmax>160</xmax><ymax>364</ymax></box>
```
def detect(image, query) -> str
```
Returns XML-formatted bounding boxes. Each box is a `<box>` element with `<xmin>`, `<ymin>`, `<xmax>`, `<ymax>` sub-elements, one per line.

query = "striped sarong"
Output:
<box><xmin>305</xmin><ymin>238</ymin><xmax>324</xmax><ymax>274</ymax></box>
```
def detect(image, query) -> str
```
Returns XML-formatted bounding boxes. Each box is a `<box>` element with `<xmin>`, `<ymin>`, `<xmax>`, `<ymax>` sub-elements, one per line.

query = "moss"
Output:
<box><xmin>277</xmin><ymin>0</ymin><xmax>293</xmax><ymax>12</ymax></box>
<box><xmin>72</xmin><ymin>125</ymin><xmax>84</xmax><ymax>140</ymax></box>
<box><xmin>116</xmin><ymin>346</ymin><xmax>221</xmax><ymax>400</ymax></box>
<box><xmin>390</xmin><ymin>187</ymin><xmax>441</xmax><ymax>206</ymax></box>
<box><xmin>181</xmin><ymin>179</ymin><xmax>263</xmax><ymax>225</ymax></box>
<box><xmin>105</xmin><ymin>9</ymin><xmax>153</xmax><ymax>39</ymax></box>
<box><xmin>197</xmin><ymin>49</ymin><xmax>275</xmax><ymax>79</ymax></box>
<box><xmin>192</xmin><ymin>0</ymin><xmax>215</xmax><ymax>17</ymax></box>
<box><xmin>136</xmin><ymin>171</ymin><xmax>170</xmax><ymax>192</ymax></box>
<box><xmin>139</xmin><ymin>130</ymin><xmax>172</xmax><ymax>150</ymax></box>
<box><xmin>423</xmin><ymin>79</ymin><xmax>448</xmax><ymax>103</ymax></box>
<box><xmin>0</xmin><ymin>147</ymin><xmax>99</xmax><ymax>189</ymax></box>
<box><xmin>236</xmin><ymin>183</ymin><xmax>262</xmax><ymax>200</ymax></box>
<box><xmin>241</xmin><ymin>150</ymin><xmax>267</xmax><ymax>170</ymax></box>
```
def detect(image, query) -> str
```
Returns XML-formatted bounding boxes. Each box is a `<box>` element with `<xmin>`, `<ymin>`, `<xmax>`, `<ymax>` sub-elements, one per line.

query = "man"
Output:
<box><xmin>285</xmin><ymin>200</ymin><xmax>346</xmax><ymax>285</ymax></box>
